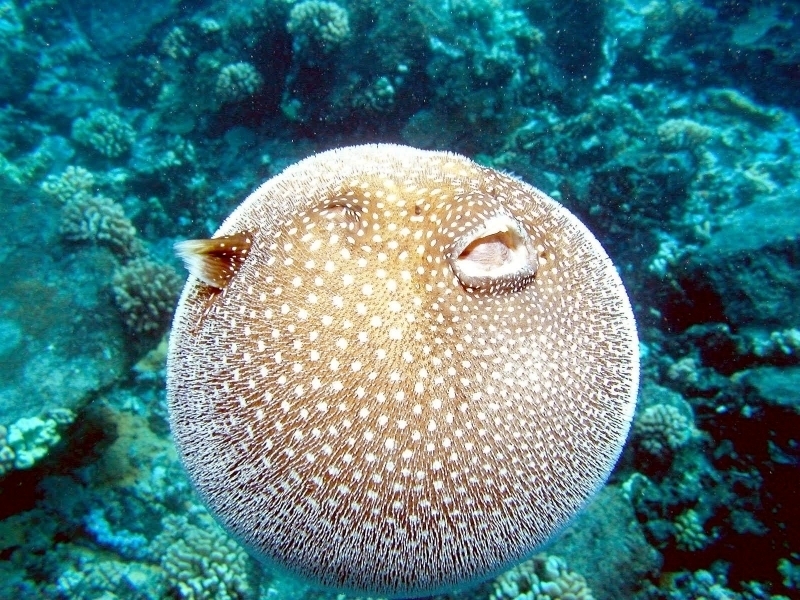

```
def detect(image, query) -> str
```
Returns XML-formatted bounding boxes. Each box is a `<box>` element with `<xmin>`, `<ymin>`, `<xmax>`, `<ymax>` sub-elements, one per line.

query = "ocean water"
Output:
<box><xmin>0</xmin><ymin>0</ymin><xmax>798</xmax><ymax>599</ymax></box>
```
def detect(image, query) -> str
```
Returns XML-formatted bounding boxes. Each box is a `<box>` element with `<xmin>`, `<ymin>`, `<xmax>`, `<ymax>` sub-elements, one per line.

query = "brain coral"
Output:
<box><xmin>287</xmin><ymin>0</ymin><xmax>351</xmax><ymax>51</ymax></box>
<box><xmin>112</xmin><ymin>257</ymin><xmax>182</xmax><ymax>336</ymax></box>
<box><xmin>72</xmin><ymin>109</ymin><xmax>136</xmax><ymax>158</ymax></box>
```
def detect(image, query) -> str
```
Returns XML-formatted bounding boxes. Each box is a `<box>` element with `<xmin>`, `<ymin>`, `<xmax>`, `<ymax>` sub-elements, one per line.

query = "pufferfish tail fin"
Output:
<box><xmin>175</xmin><ymin>232</ymin><xmax>253</xmax><ymax>290</ymax></box>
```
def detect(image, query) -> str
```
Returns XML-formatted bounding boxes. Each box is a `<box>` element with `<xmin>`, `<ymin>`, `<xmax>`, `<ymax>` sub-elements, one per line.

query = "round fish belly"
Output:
<box><xmin>166</xmin><ymin>144</ymin><xmax>639</xmax><ymax>598</ymax></box>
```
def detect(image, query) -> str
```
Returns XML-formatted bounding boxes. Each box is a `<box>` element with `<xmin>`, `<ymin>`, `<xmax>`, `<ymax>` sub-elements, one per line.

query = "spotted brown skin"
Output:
<box><xmin>167</xmin><ymin>144</ymin><xmax>639</xmax><ymax>597</ymax></box>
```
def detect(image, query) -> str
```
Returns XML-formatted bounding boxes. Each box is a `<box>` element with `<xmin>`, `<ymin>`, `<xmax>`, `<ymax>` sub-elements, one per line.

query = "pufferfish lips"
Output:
<box><xmin>166</xmin><ymin>144</ymin><xmax>639</xmax><ymax>598</ymax></box>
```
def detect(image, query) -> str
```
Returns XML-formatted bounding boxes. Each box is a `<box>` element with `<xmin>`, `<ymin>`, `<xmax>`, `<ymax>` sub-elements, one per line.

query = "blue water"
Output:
<box><xmin>0</xmin><ymin>0</ymin><xmax>798</xmax><ymax>598</ymax></box>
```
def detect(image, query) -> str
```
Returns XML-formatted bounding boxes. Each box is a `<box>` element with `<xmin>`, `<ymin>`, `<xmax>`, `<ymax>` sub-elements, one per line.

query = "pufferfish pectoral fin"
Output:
<box><xmin>174</xmin><ymin>232</ymin><xmax>253</xmax><ymax>290</ymax></box>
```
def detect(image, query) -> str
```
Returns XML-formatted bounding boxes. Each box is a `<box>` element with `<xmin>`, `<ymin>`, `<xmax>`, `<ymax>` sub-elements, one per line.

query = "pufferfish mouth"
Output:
<box><xmin>447</xmin><ymin>213</ymin><xmax>539</xmax><ymax>292</ymax></box>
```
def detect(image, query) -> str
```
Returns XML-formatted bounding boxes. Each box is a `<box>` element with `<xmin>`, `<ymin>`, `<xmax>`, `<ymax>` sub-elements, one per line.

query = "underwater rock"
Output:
<box><xmin>738</xmin><ymin>366</ymin><xmax>800</xmax><ymax>417</ymax></box>
<box><xmin>737</xmin><ymin>363</ymin><xmax>800</xmax><ymax>466</ymax></box>
<box><xmin>672</xmin><ymin>190</ymin><xmax>800</xmax><ymax>331</ymax></box>
<box><xmin>548</xmin><ymin>486</ymin><xmax>662</xmax><ymax>600</ymax></box>
<box><xmin>71</xmin><ymin>0</ymin><xmax>180</xmax><ymax>57</ymax></box>
<box><xmin>0</xmin><ymin>199</ymin><xmax>129</xmax><ymax>424</ymax></box>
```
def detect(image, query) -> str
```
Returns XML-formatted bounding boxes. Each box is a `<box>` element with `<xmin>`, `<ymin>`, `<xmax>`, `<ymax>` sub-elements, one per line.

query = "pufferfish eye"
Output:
<box><xmin>447</xmin><ymin>211</ymin><xmax>538</xmax><ymax>293</ymax></box>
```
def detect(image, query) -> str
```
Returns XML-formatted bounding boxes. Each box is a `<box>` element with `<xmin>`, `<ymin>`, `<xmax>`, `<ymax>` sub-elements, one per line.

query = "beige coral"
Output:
<box><xmin>0</xmin><ymin>409</ymin><xmax>75</xmax><ymax>475</ymax></box>
<box><xmin>491</xmin><ymin>554</ymin><xmax>595</xmax><ymax>600</ymax></box>
<box><xmin>72</xmin><ymin>109</ymin><xmax>136</xmax><ymax>158</ymax></box>
<box><xmin>40</xmin><ymin>166</ymin><xmax>95</xmax><ymax>204</ymax></box>
<box><xmin>0</xmin><ymin>426</ymin><xmax>14</xmax><ymax>475</ymax></box>
<box><xmin>112</xmin><ymin>257</ymin><xmax>182</xmax><ymax>336</ymax></box>
<box><xmin>60</xmin><ymin>194</ymin><xmax>143</xmax><ymax>258</ymax></box>
<box><xmin>151</xmin><ymin>507</ymin><xmax>255</xmax><ymax>600</ymax></box>
<box><xmin>634</xmin><ymin>403</ymin><xmax>695</xmax><ymax>457</ymax></box>
<box><xmin>657</xmin><ymin>118</ymin><xmax>713</xmax><ymax>151</ymax></box>
<box><xmin>215</xmin><ymin>62</ymin><xmax>264</xmax><ymax>104</ymax></box>
<box><xmin>358</xmin><ymin>76</ymin><xmax>396</xmax><ymax>112</ymax></box>
<box><xmin>198</xmin><ymin>18</ymin><xmax>222</xmax><ymax>35</ymax></box>
<box><xmin>675</xmin><ymin>508</ymin><xmax>711</xmax><ymax>551</ymax></box>
<box><xmin>161</xmin><ymin>26</ymin><xmax>192</xmax><ymax>60</ymax></box>
<box><xmin>287</xmin><ymin>0</ymin><xmax>351</xmax><ymax>51</ymax></box>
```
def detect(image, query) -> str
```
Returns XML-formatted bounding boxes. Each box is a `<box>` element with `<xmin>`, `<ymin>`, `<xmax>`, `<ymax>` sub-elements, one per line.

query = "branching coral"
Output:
<box><xmin>287</xmin><ymin>0</ymin><xmax>351</xmax><ymax>52</ymax></box>
<box><xmin>160</xmin><ymin>26</ymin><xmax>192</xmax><ymax>61</ymax></box>
<box><xmin>54</xmin><ymin>552</ymin><xmax>165</xmax><ymax>600</ymax></box>
<box><xmin>0</xmin><ymin>141</ymin><xmax>54</xmax><ymax>187</ymax></box>
<box><xmin>132</xmin><ymin>134</ymin><xmax>196</xmax><ymax>175</ymax></box>
<box><xmin>640</xmin><ymin>569</ymin><xmax>744</xmax><ymax>599</ymax></box>
<box><xmin>150</xmin><ymin>507</ymin><xmax>255</xmax><ymax>600</ymax></box>
<box><xmin>674</xmin><ymin>508</ymin><xmax>711</xmax><ymax>551</ymax></box>
<box><xmin>491</xmin><ymin>554</ymin><xmax>595</xmax><ymax>600</ymax></box>
<box><xmin>751</xmin><ymin>328</ymin><xmax>800</xmax><ymax>359</ymax></box>
<box><xmin>215</xmin><ymin>62</ymin><xmax>263</xmax><ymax>104</ymax></box>
<box><xmin>778</xmin><ymin>557</ymin><xmax>800</xmax><ymax>590</ymax></box>
<box><xmin>657</xmin><ymin>118</ymin><xmax>713</xmax><ymax>152</ymax></box>
<box><xmin>111</xmin><ymin>257</ymin><xmax>182</xmax><ymax>336</ymax></box>
<box><xmin>60</xmin><ymin>194</ymin><xmax>143</xmax><ymax>258</ymax></box>
<box><xmin>40</xmin><ymin>166</ymin><xmax>95</xmax><ymax>204</ymax></box>
<box><xmin>84</xmin><ymin>508</ymin><xmax>150</xmax><ymax>561</ymax></box>
<box><xmin>357</xmin><ymin>76</ymin><xmax>396</xmax><ymax>112</ymax></box>
<box><xmin>633</xmin><ymin>402</ymin><xmax>695</xmax><ymax>458</ymax></box>
<box><xmin>72</xmin><ymin>109</ymin><xmax>136</xmax><ymax>158</ymax></box>
<box><xmin>0</xmin><ymin>409</ymin><xmax>75</xmax><ymax>475</ymax></box>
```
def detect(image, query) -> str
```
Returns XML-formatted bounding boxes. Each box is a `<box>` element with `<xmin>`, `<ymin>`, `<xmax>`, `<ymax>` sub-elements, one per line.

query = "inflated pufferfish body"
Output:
<box><xmin>167</xmin><ymin>144</ymin><xmax>639</xmax><ymax>598</ymax></box>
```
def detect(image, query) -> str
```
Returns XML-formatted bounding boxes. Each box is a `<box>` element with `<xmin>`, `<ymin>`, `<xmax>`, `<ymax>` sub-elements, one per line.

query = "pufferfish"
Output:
<box><xmin>167</xmin><ymin>144</ymin><xmax>639</xmax><ymax>598</ymax></box>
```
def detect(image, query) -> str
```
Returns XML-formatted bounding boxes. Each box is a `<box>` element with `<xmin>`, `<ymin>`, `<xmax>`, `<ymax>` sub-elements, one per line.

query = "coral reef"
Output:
<box><xmin>160</xmin><ymin>26</ymin><xmax>193</xmax><ymax>61</ymax></box>
<box><xmin>635</xmin><ymin>566</ymin><xmax>793</xmax><ymax>600</ymax></box>
<box><xmin>40</xmin><ymin>166</ymin><xmax>96</xmax><ymax>204</ymax></box>
<box><xmin>548</xmin><ymin>486</ymin><xmax>662</xmax><ymax>599</ymax></box>
<box><xmin>674</xmin><ymin>508</ymin><xmax>712</xmax><ymax>552</ymax></box>
<box><xmin>656</xmin><ymin>118</ymin><xmax>714</xmax><ymax>152</ymax></box>
<box><xmin>0</xmin><ymin>0</ymin><xmax>798</xmax><ymax>597</ymax></box>
<box><xmin>777</xmin><ymin>557</ymin><xmax>800</xmax><ymax>590</ymax></box>
<box><xmin>54</xmin><ymin>556</ymin><xmax>165</xmax><ymax>600</ymax></box>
